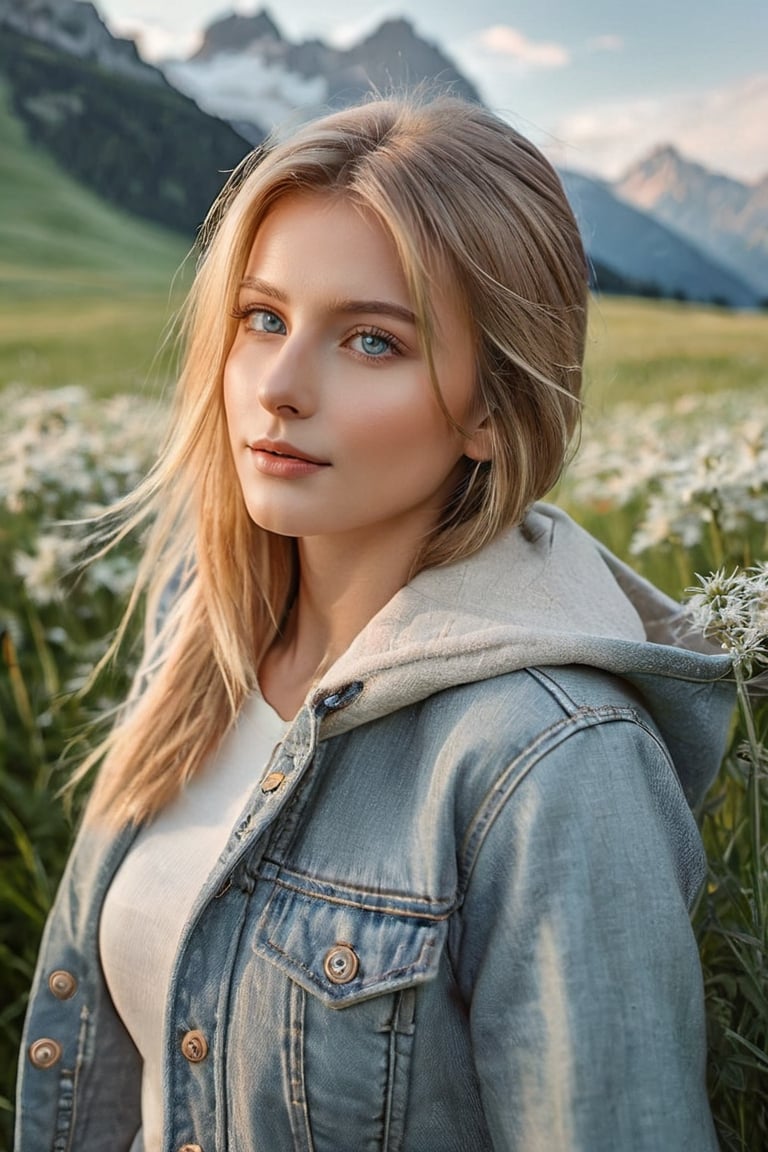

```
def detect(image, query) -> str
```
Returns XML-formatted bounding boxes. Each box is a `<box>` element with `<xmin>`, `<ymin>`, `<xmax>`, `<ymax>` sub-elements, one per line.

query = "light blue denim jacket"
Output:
<box><xmin>16</xmin><ymin>505</ymin><xmax>734</xmax><ymax>1152</ymax></box>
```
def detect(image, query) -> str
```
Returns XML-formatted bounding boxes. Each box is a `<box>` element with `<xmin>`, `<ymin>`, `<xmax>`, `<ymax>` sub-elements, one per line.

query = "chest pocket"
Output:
<box><xmin>252</xmin><ymin>871</ymin><xmax>451</xmax><ymax>1008</ymax></box>
<box><xmin>243</xmin><ymin>871</ymin><xmax>456</xmax><ymax>1150</ymax></box>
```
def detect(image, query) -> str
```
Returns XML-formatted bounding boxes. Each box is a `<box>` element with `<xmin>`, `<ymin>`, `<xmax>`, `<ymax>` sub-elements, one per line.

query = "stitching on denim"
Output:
<box><xmin>259</xmin><ymin>860</ymin><xmax>456</xmax><ymax>913</ymax></box>
<box><xmin>263</xmin><ymin>933</ymin><xmax>438</xmax><ymax>1001</ymax></box>
<box><xmin>458</xmin><ymin>707</ymin><xmax>646</xmax><ymax>893</ymax></box>
<box><xmin>267</xmin><ymin>877</ymin><xmax>454</xmax><ymax>922</ymax></box>
<box><xmin>52</xmin><ymin>1004</ymin><xmax>89</xmax><ymax>1152</ymax></box>
<box><xmin>286</xmin><ymin>982</ymin><xmax>315</xmax><ymax>1151</ymax></box>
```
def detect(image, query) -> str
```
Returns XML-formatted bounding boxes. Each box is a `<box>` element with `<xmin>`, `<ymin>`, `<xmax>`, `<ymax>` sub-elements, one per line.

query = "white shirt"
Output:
<box><xmin>100</xmin><ymin>692</ymin><xmax>287</xmax><ymax>1152</ymax></box>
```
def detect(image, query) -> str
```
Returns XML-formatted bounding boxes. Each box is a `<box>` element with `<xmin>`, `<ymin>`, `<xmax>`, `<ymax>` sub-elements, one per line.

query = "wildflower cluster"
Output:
<box><xmin>1</xmin><ymin>385</ymin><xmax>161</xmax><ymax>604</ymax></box>
<box><xmin>686</xmin><ymin>566</ymin><xmax>768</xmax><ymax>676</ymax></box>
<box><xmin>567</xmin><ymin>388</ymin><xmax>768</xmax><ymax>566</ymax></box>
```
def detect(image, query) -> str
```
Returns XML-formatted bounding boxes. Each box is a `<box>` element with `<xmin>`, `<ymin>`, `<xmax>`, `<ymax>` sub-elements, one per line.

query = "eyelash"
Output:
<box><xmin>347</xmin><ymin>325</ymin><xmax>405</xmax><ymax>360</ymax></box>
<box><xmin>229</xmin><ymin>305</ymin><xmax>405</xmax><ymax>361</ymax></box>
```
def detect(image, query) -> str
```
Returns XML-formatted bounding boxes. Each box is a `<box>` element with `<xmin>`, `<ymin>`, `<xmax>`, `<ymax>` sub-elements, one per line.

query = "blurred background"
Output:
<box><xmin>1</xmin><ymin>2</ymin><xmax>767</xmax><ymax>1148</ymax></box>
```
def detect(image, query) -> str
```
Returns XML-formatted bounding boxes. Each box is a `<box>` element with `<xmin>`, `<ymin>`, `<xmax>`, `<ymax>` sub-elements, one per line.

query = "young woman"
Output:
<box><xmin>17</xmin><ymin>96</ymin><xmax>734</xmax><ymax>1152</ymax></box>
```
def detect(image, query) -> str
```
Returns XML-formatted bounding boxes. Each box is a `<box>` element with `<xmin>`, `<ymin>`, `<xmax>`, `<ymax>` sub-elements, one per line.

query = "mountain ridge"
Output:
<box><xmin>1</xmin><ymin>0</ymin><xmax>763</xmax><ymax>306</ymax></box>
<box><xmin>164</xmin><ymin>9</ymin><xmax>482</xmax><ymax>147</ymax></box>
<box><xmin>614</xmin><ymin>147</ymin><xmax>768</xmax><ymax>295</ymax></box>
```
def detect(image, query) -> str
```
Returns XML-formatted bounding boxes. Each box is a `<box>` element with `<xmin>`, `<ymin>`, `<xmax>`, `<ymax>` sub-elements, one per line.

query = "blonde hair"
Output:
<box><xmin>81</xmin><ymin>93</ymin><xmax>588</xmax><ymax>826</ymax></box>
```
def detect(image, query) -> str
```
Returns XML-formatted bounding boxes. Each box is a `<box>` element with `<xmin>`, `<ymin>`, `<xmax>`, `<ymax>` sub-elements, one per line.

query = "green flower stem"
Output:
<box><xmin>735</xmin><ymin>666</ymin><xmax>765</xmax><ymax>941</ymax></box>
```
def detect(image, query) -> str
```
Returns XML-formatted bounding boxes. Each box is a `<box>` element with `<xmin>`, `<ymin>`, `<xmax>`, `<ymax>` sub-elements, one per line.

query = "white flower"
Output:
<box><xmin>14</xmin><ymin>533</ymin><xmax>81</xmax><ymax>605</ymax></box>
<box><xmin>685</xmin><ymin>565</ymin><xmax>768</xmax><ymax>674</ymax></box>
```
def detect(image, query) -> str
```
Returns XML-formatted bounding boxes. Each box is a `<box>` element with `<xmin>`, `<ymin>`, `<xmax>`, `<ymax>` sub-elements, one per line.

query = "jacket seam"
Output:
<box><xmin>458</xmin><ymin>707</ymin><xmax>669</xmax><ymax>896</ymax></box>
<box><xmin>263</xmin><ymin>874</ymin><xmax>455</xmax><ymax>921</ymax></box>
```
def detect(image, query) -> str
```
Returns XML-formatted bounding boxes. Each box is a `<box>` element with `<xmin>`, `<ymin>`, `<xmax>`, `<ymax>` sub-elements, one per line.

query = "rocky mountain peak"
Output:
<box><xmin>614</xmin><ymin>144</ymin><xmax>768</xmax><ymax>295</ymax></box>
<box><xmin>192</xmin><ymin>8</ymin><xmax>284</xmax><ymax>61</ymax></box>
<box><xmin>0</xmin><ymin>0</ymin><xmax>162</xmax><ymax>84</ymax></box>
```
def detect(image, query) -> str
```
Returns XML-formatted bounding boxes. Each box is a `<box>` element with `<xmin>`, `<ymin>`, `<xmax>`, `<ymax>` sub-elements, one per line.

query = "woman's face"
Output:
<box><xmin>223</xmin><ymin>191</ymin><xmax>488</xmax><ymax>550</ymax></box>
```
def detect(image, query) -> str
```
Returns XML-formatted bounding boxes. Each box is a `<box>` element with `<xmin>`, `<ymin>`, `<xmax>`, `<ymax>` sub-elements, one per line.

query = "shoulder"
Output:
<box><xmin>413</xmin><ymin>666</ymin><xmax>703</xmax><ymax>902</ymax></box>
<box><xmin>419</xmin><ymin>661</ymin><xmax>669</xmax><ymax>781</ymax></box>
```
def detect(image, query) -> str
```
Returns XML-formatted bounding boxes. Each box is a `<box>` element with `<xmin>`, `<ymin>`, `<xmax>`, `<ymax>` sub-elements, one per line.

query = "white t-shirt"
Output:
<box><xmin>100</xmin><ymin>692</ymin><xmax>287</xmax><ymax>1152</ymax></box>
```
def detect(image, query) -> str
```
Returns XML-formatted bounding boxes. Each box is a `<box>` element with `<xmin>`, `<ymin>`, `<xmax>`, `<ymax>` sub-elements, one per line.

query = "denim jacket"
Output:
<box><xmin>16</xmin><ymin>504</ymin><xmax>734</xmax><ymax>1152</ymax></box>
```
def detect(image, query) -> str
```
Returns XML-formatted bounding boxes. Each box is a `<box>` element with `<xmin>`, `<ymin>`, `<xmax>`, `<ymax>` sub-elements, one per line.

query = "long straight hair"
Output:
<box><xmin>80</xmin><ymin>94</ymin><xmax>588</xmax><ymax>827</ymax></box>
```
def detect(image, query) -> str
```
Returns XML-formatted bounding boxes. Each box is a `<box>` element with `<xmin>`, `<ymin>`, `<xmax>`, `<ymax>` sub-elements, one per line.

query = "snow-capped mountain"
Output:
<box><xmin>1</xmin><ymin>0</ymin><xmax>764</xmax><ymax>304</ymax></box>
<box><xmin>614</xmin><ymin>146</ymin><xmax>768</xmax><ymax>296</ymax></box>
<box><xmin>163</xmin><ymin>10</ymin><xmax>482</xmax><ymax>144</ymax></box>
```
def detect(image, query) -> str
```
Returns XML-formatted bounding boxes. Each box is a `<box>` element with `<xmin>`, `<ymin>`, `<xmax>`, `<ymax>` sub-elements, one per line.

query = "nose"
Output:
<box><xmin>254</xmin><ymin>331</ymin><xmax>317</xmax><ymax>419</ymax></box>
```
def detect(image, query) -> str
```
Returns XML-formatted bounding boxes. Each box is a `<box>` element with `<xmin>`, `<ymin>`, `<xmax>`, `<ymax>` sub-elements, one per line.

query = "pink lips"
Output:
<box><xmin>247</xmin><ymin>439</ymin><xmax>330</xmax><ymax>477</ymax></box>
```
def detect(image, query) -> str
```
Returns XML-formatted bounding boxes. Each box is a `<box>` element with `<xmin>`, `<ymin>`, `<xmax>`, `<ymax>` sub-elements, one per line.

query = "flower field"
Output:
<box><xmin>1</xmin><ymin>340</ymin><xmax>767</xmax><ymax>1147</ymax></box>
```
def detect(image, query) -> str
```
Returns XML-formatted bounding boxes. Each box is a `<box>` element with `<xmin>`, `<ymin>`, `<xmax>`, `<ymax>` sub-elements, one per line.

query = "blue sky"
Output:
<box><xmin>99</xmin><ymin>0</ymin><xmax>768</xmax><ymax>180</ymax></box>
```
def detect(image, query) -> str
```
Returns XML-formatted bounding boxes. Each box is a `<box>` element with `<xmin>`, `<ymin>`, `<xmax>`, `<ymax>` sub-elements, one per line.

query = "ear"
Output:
<box><xmin>463</xmin><ymin>413</ymin><xmax>493</xmax><ymax>463</ymax></box>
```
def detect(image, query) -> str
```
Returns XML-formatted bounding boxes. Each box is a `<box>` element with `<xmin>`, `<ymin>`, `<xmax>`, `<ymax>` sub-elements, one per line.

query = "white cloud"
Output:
<box><xmin>108</xmin><ymin>15</ymin><xmax>202</xmax><ymax>62</ymax></box>
<box><xmin>470</xmin><ymin>25</ymin><xmax>569</xmax><ymax>68</ymax></box>
<box><xmin>587</xmin><ymin>34</ymin><xmax>624</xmax><ymax>53</ymax></box>
<box><xmin>546</xmin><ymin>72</ymin><xmax>768</xmax><ymax>182</ymax></box>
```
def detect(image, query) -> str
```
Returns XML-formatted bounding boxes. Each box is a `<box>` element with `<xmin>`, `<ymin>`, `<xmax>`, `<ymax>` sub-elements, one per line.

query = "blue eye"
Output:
<box><xmin>350</xmin><ymin>331</ymin><xmax>395</xmax><ymax>357</ymax></box>
<box><xmin>247</xmin><ymin>309</ymin><xmax>286</xmax><ymax>334</ymax></box>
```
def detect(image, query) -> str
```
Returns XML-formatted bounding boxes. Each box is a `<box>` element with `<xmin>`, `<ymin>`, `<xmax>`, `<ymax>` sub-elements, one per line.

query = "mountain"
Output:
<box><xmin>560</xmin><ymin>170</ymin><xmax>760</xmax><ymax>307</ymax></box>
<box><xmin>0</xmin><ymin>0</ymin><xmax>161</xmax><ymax>85</ymax></box>
<box><xmin>615</xmin><ymin>146</ymin><xmax>768</xmax><ymax>297</ymax></box>
<box><xmin>163</xmin><ymin>9</ymin><xmax>482</xmax><ymax>145</ymax></box>
<box><xmin>0</xmin><ymin>82</ymin><xmax>184</xmax><ymax>288</ymax></box>
<box><xmin>0</xmin><ymin>11</ymin><xmax>254</xmax><ymax>238</ymax></box>
<box><xmin>2</xmin><ymin>1</ymin><xmax>758</xmax><ymax>307</ymax></box>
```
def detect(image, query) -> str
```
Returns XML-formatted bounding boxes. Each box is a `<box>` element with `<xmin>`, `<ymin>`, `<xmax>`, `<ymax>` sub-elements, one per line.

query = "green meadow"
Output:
<box><xmin>0</xmin><ymin>82</ymin><xmax>190</xmax><ymax>398</ymax></box>
<box><xmin>583</xmin><ymin>295</ymin><xmax>768</xmax><ymax>412</ymax></box>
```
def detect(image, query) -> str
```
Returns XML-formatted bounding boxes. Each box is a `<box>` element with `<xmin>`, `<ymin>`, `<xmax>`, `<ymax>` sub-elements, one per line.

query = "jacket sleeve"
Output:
<box><xmin>452</xmin><ymin>713</ymin><xmax>720</xmax><ymax>1152</ymax></box>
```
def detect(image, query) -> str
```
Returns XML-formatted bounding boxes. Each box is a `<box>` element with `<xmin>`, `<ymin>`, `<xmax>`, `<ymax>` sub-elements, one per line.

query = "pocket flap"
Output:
<box><xmin>252</xmin><ymin>880</ymin><xmax>449</xmax><ymax>1008</ymax></box>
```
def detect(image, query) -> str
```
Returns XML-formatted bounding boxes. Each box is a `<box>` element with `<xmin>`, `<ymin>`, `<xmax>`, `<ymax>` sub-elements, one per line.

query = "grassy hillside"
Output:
<box><xmin>0</xmin><ymin>27</ymin><xmax>251</xmax><ymax>236</ymax></box>
<box><xmin>0</xmin><ymin>82</ymin><xmax>189</xmax><ymax>396</ymax></box>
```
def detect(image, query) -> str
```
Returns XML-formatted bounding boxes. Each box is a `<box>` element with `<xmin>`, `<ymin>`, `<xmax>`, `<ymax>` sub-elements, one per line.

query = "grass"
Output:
<box><xmin>583</xmin><ymin>296</ymin><xmax>768</xmax><ymax>413</ymax></box>
<box><xmin>0</xmin><ymin>79</ymin><xmax>190</xmax><ymax>397</ymax></box>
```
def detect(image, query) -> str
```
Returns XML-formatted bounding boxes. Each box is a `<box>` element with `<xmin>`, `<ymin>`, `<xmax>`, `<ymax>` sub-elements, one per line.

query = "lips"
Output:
<box><xmin>248</xmin><ymin>439</ymin><xmax>330</xmax><ymax>466</ymax></box>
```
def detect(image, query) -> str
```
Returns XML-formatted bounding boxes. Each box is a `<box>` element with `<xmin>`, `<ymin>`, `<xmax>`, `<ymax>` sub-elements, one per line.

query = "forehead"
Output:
<box><xmin>243</xmin><ymin>191</ymin><xmax>470</xmax><ymax>336</ymax></box>
<box><xmin>246</xmin><ymin>192</ymin><xmax>404</xmax><ymax>282</ymax></box>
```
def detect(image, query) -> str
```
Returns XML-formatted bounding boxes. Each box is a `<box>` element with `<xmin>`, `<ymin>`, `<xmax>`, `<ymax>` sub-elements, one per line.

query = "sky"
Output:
<box><xmin>98</xmin><ymin>0</ymin><xmax>768</xmax><ymax>182</ymax></box>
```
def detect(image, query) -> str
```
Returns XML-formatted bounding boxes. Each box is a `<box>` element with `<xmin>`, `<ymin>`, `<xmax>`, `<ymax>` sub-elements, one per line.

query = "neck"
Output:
<box><xmin>259</xmin><ymin>523</ymin><xmax>426</xmax><ymax>719</ymax></box>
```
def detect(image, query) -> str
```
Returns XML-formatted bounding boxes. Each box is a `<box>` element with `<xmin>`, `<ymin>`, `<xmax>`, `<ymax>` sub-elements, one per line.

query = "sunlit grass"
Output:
<box><xmin>583</xmin><ymin>297</ymin><xmax>768</xmax><ymax>412</ymax></box>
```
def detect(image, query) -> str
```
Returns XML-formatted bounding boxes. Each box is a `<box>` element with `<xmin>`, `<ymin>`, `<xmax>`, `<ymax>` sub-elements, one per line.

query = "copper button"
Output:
<box><xmin>29</xmin><ymin>1038</ymin><xmax>63</xmax><ymax>1069</ymax></box>
<box><xmin>48</xmin><ymin>969</ymin><xmax>77</xmax><ymax>1000</ymax></box>
<box><xmin>261</xmin><ymin>771</ymin><xmax>285</xmax><ymax>794</ymax></box>
<box><xmin>323</xmin><ymin>944</ymin><xmax>360</xmax><ymax>985</ymax></box>
<box><xmin>180</xmin><ymin>1030</ymin><xmax>208</xmax><ymax>1062</ymax></box>
<box><xmin>177</xmin><ymin>1145</ymin><xmax>203</xmax><ymax>1152</ymax></box>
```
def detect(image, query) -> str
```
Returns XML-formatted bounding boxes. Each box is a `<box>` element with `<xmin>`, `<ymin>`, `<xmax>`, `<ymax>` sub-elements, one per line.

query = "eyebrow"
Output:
<box><xmin>238</xmin><ymin>277</ymin><xmax>417</xmax><ymax>326</ymax></box>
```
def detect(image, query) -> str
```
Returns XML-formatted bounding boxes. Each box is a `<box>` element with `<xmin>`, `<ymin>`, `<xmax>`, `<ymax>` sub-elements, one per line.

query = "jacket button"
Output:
<box><xmin>180</xmin><ymin>1030</ymin><xmax>208</xmax><ymax>1062</ymax></box>
<box><xmin>28</xmin><ymin>1038</ymin><xmax>63</xmax><ymax>1069</ymax></box>
<box><xmin>261</xmin><ymin>771</ymin><xmax>285</xmax><ymax>794</ymax></box>
<box><xmin>323</xmin><ymin>943</ymin><xmax>360</xmax><ymax>984</ymax></box>
<box><xmin>48</xmin><ymin>969</ymin><xmax>77</xmax><ymax>1000</ymax></box>
<box><xmin>177</xmin><ymin>1145</ymin><xmax>203</xmax><ymax>1152</ymax></box>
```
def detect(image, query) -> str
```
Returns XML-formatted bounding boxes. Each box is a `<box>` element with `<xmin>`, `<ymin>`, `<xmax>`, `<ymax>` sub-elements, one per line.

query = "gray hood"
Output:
<box><xmin>315</xmin><ymin>503</ymin><xmax>734</xmax><ymax>808</ymax></box>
